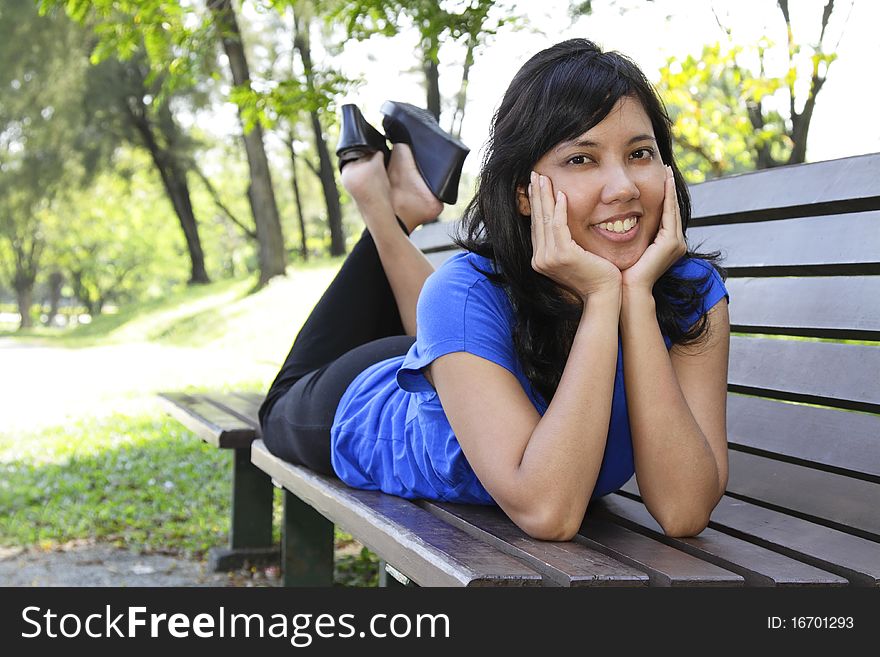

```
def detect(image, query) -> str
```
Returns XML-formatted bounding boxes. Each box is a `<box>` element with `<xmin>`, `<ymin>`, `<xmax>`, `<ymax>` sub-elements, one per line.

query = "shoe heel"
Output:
<box><xmin>380</xmin><ymin>101</ymin><xmax>470</xmax><ymax>204</ymax></box>
<box><xmin>336</xmin><ymin>104</ymin><xmax>390</xmax><ymax>172</ymax></box>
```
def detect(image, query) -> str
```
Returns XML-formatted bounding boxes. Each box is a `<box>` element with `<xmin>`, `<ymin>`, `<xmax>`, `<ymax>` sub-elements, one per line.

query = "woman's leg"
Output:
<box><xmin>260</xmin><ymin>144</ymin><xmax>440</xmax><ymax>427</ymax></box>
<box><xmin>343</xmin><ymin>145</ymin><xmax>440</xmax><ymax>337</ymax></box>
<box><xmin>262</xmin><ymin>335</ymin><xmax>416</xmax><ymax>474</ymax></box>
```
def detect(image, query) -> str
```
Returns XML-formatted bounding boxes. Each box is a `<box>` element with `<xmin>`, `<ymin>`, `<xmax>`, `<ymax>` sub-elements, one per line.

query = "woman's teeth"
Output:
<box><xmin>596</xmin><ymin>216</ymin><xmax>639</xmax><ymax>233</ymax></box>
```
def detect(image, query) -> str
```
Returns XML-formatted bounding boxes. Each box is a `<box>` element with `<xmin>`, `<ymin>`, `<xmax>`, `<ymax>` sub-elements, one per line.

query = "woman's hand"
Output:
<box><xmin>529</xmin><ymin>172</ymin><xmax>621</xmax><ymax>300</ymax></box>
<box><xmin>621</xmin><ymin>165</ymin><xmax>687</xmax><ymax>292</ymax></box>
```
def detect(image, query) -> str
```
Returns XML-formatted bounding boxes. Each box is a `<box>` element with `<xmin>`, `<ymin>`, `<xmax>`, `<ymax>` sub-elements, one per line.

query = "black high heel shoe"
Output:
<box><xmin>380</xmin><ymin>101</ymin><xmax>469</xmax><ymax>205</ymax></box>
<box><xmin>336</xmin><ymin>104</ymin><xmax>390</xmax><ymax>172</ymax></box>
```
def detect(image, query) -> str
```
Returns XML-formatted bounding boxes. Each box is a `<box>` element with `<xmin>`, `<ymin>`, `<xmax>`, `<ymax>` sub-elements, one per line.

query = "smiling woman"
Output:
<box><xmin>260</xmin><ymin>38</ymin><xmax>730</xmax><ymax>543</ymax></box>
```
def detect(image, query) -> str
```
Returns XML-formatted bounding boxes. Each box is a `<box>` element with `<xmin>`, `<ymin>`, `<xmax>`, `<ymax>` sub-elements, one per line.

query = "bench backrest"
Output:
<box><xmin>411</xmin><ymin>152</ymin><xmax>880</xmax><ymax>542</ymax></box>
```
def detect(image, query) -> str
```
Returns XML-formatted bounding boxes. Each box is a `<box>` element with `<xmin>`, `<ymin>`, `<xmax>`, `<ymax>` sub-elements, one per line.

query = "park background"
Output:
<box><xmin>0</xmin><ymin>0</ymin><xmax>875</xmax><ymax>585</ymax></box>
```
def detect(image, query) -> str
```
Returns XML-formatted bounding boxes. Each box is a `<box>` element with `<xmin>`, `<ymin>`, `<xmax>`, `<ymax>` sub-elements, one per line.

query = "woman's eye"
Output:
<box><xmin>631</xmin><ymin>147</ymin><xmax>655</xmax><ymax>160</ymax></box>
<box><xmin>568</xmin><ymin>155</ymin><xmax>591</xmax><ymax>165</ymax></box>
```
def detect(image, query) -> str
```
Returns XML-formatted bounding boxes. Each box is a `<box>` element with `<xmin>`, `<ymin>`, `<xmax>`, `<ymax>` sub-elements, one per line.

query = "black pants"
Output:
<box><xmin>259</xmin><ymin>228</ymin><xmax>415</xmax><ymax>475</ymax></box>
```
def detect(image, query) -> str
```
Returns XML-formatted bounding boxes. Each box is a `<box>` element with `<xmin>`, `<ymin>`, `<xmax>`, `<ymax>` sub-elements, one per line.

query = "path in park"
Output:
<box><xmin>0</xmin><ymin>337</ymin><xmax>281</xmax><ymax>586</ymax></box>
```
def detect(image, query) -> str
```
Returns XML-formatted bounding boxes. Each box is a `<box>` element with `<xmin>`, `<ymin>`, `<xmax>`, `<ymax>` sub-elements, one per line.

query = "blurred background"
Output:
<box><xmin>0</xmin><ymin>0</ymin><xmax>873</xmax><ymax>584</ymax></box>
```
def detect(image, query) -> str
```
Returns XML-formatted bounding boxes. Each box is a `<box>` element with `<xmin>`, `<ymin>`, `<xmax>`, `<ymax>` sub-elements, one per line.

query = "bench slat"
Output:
<box><xmin>159</xmin><ymin>392</ymin><xmax>256</xmax><ymax>448</ymax></box>
<box><xmin>206</xmin><ymin>392</ymin><xmax>263</xmax><ymax>433</ymax></box>
<box><xmin>410</xmin><ymin>220</ymin><xmax>459</xmax><ymax>252</ymax></box>
<box><xmin>689</xmin><ymin>153</ymin><xmax>880</xmax><ymax>223</ymax></box>
<box><xmin>593</xmin><ymin>495</ymin><xmax>847</xmax><ymax>586</ymax></box>
<box><xmin>727</xmin><ymin>394</ymin><xmax>880</xmax><ymax>479</ymax></box>
<box><xmin>251</xmin><ymin>440</ymin><xmax>542</xmax><ymax>586</ymax></box>
<box><xmin>729</xmin><ymin>336</ymin><xmax>880</xmax><ymax>411</ymax></box>
<box><xmin>726</xmin><ymin>276</ymin><xmax>880</xmax><ymax>339</ymax></box>
<box><xmin>422</xmin><ymin>502</ymin><xmax>649</xmax><ymax>587</ymax></box>
<box><xmin>577</xmin><ymin>515</ymin><xmax>744</xmax><ymax>586</ymax></box>
<box><xmin>689</xmin><ymin>212</ymin><xmax>880</xmax><ymax>274</ymax></box>
<box><xmin>727</xmin><ymin>450</ymin><xmax>880</xmax><ymax>538</ymax></box>
<box><xmin>621</xmin><ymin>480</ymin><xmax>880</xmax><ymax>586</ymax></box>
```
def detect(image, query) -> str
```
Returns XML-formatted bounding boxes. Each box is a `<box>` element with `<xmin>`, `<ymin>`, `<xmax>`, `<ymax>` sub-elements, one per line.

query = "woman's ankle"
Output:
<box><xmin>388</xmin><ymin>144</ymin><xmax>443</xmax><ymax>231</ymax></box>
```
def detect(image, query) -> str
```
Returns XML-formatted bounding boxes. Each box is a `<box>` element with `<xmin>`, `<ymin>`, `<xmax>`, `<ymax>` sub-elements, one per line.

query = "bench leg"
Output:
<box><xmin>209</xmin><ymin>447</ymin><xmax>278</xmax><ymax>571</ymax></box>
<box><xmin>282</xmin><ymin>489</ymin><xmax>335</xmax><ymax>586</ymax></box>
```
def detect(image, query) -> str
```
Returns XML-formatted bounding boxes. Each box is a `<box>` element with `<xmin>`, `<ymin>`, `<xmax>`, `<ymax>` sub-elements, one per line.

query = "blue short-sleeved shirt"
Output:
<box><xmin>331</xmin><ymin>251</ymin><xmax>729</xmax><ymax>505</ymax></box>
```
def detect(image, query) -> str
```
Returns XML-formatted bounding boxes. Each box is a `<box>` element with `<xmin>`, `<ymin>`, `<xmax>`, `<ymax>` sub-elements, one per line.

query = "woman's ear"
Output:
<box><xmin>516</xmin><ymin>185</ymin><xmax>531</xmax><ymax>215</ymax></box>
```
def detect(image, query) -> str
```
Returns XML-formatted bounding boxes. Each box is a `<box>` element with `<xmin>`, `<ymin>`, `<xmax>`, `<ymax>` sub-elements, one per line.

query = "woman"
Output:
<box><xmin>260</xmin><ymin>38</ymin><xmax>730</xmax><ymax>542</ymax></box>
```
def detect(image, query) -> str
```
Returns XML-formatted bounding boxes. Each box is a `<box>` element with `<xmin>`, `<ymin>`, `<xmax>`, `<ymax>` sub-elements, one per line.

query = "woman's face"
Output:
<box><xmin>525</xmin><ymin>96</ymin><xmax>667</xmax><ymax>271</ymax></box>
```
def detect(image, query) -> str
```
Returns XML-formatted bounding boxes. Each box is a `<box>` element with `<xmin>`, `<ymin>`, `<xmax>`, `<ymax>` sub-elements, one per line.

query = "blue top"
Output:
<box><xmin>331</xmin><ymin>251</ymin><xmax>729</xmax><ymax>505</ymax></box>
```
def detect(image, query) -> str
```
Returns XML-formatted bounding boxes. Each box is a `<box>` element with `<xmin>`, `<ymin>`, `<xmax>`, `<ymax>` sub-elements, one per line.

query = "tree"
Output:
<box><xmin>207</xmin><ymin>0</ymin><xmax>287</xmax><ymax>285</ymax></box>
<box><xmin>85</xmin><ymin>55</ymin><xmax>212</xmax><ymax>284</ymax></box>
<box><xmin>658</xmin><ymin>43</ymin><xmax>789</xmax><ymax>181</ymax></box>
<box><xmin>231</xmin><ymin>1</ymin><xmax>355</xmax><ymax>257</ymax></box>
<box><xmin>326</xmin><ymin>0</ymin><xmax>520</xmax><ymax>132</ymax></box>
<box><xmin>658</xmin><ymin>0</ymin><xmax>850</xmax><ymax>179</ymax></box>
<box><xmin>46</xmin><ymin>152</ymin><xmax>190</xmax><ymax>316</ymax></box>
<box><xmin>0</xmin><ymin>0</ymin><xmax>100</xmax><ymax>329</ymax></box>
<box><xmin>41</xmin><ymin>0</ymin><xmax>289</xmax><ymax>286</ymax></box>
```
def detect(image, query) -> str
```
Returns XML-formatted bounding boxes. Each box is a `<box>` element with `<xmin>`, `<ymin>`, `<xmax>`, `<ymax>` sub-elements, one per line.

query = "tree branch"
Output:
<box><xmin>191</xmin><ymin>165</ymin><xmax>257</xmax><ymax>240</ymax></box>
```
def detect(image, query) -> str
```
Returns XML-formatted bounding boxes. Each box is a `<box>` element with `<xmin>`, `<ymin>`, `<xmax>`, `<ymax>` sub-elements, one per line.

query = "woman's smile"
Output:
<box><xmin>591</xmin><ymin>214</ymin><xmax>641</xmax><ymax>242</ymax></box>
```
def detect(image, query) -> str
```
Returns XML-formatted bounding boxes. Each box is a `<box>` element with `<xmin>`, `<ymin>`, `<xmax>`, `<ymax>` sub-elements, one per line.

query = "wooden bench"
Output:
<box><xmin>161</xmin><ymin>152</ymin><xmax>880</xmax><ymax>586</ymax></box>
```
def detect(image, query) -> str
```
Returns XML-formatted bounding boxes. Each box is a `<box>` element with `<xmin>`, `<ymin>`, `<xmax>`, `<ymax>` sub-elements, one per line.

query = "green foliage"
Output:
<box><xmin>334</xmin><ymin>545</ymin><xmax>380</xmax><ymax>587</ymax></box>
<box><xmin>43</xmin><ymin>149</ymin><xmax>191</xmax><ymax>316</ymax></box>
<box><xmin>39</xmin><ymin>0</ymin><xmax>214</xmax><ymax>104</ymax></box>
<box><xmin>658</xmin><ymin>41</ymin><xmax>792</xmax><ymax>183</ymax></box>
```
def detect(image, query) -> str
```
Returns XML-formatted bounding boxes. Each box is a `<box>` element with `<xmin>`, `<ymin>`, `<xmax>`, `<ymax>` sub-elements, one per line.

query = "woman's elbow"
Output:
<box><xmin>659</xmin><ymin>512</ymin><xmax>711</xmax><ymax>538</ymax></box>
<box><xmin>514</xmin><ymin>503</ymin><xmax>584</xmax><ymax>542</ymax></box>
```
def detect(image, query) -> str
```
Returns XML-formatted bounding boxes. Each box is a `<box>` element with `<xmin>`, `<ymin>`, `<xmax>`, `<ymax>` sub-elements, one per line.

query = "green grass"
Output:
<box><xmin>0</xmin><ymin>410</ymin><xmax>378</xmax><ymax>585</ymax></box>
<box><xmin>0</xmin><ymin>255</ymin><xmax>385</xmax><ymax>585</ymax></box>
<box><xmin>0</xmin><ymin>413</ymin><xmax>230</xmax><ymax>556</ymax></box>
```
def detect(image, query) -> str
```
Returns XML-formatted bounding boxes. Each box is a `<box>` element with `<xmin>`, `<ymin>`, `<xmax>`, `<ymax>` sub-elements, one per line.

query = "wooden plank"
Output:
<box><xmin>726</xmin><ymin>276</ymin><xmax>880</xmax><ymax>339</ymax></box>
<box><xmin>421</xmin><ymin>502</ymin><xmax>649</xmax><ymax>587</ymax></box>
<box><xmin>592</xmin><ymin>494</ymin><xmax>847</xmax><ymax>587</ymax></box>
<box><xmin>689</xmin><ymin>152</ymin><xmax>880</xmax><ymax>222</ymax></box>
<box><xmin>251</xmin><ymin>440</ymin><xmax>542</xmax><ymax>587</ymax></box>
<box><xmin>410</xmin><ymin>219</ymin><xmax>460</xmax><ymax>252</ymax></box>
<box><xmin>727</xmin><ymin>394</ymin><xmax>880</xmax><ymax>479</ymax></box>
<box><xmin>726</xmin><ymin>450</ymin><xmax>880</xmax><ymax>538</ymax></box>
<box><xmin>620</xmin><ymin>480</ymin><xmax>880</xmax><ymax>586</ymax></box>
<box><xmin>577</xmin><ymin>515</ymin><xmax>743</xmax><ymax>587</ymax></box>
<box><xmin>688</xmin><ymin>211</ymin><xmax>880</xmax><ymax>273</ymax></box>
<box><xmin>209</xmin><ymin>392</ymin><xmax>262</xmax><ymax>432</ymax></box>
<box><xmin>728</xmin><ymin>336</ymin><xmax>880</xmax><ymax>411</ymax></box>
<box><xmin>159</xmin><ymin>392</ymin><xmax>256</xmax><ymax>448</ymax></box>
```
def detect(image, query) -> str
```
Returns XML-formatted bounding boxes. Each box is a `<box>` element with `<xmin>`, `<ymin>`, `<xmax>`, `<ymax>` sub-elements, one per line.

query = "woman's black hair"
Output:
<box><xmin>455</xmin><ymin>38</ymin><xmax>726</xmax><ymax>403</ymax></box>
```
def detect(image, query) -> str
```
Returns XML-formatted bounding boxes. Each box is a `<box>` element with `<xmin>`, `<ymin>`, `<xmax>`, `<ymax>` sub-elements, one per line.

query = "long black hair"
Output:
<box><xmin>455</xmin><ymin>38</ymin><xmax>725</xmax><ymax>403</ymax></box>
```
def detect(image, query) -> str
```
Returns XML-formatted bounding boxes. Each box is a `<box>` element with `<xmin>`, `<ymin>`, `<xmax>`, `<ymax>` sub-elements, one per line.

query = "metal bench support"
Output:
<box><xmin>208</xmin><ymin>446</ymin><xmax>277</xmax><ymax>571</ymax></box>
<box><xmin>282</xmin><ymin>489</ymin><xmax>334</xmax><ymax>586</ymax></box>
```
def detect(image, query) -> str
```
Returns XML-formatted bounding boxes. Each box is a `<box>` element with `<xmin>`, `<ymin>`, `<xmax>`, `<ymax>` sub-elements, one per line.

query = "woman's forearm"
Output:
<box><xmin>619</xmin><ymin>287</ymin><xmax>721</xmax><ymax>535</ymax></box>
<box><xmin>513</xmin><ymin>287</ymin><xmax>621</xmax><ymax>538</ymax></box>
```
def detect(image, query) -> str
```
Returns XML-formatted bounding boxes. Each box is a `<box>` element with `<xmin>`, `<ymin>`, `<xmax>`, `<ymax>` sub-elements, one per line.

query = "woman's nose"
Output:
<box><xmin>599</xmin><ymin>165</ymin><xmax>640</xmax><ymax>204</ymax></box>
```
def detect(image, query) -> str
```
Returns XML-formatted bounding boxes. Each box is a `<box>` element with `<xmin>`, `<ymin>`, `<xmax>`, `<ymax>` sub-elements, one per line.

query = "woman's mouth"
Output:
<box><xmin>591</xmin><ymin>215</ymin><xmax>640</xmax><ymax>242</ymax></box>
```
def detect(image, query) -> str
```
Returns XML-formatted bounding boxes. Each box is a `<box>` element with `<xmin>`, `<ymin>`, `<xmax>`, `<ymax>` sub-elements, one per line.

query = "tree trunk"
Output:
<box><xmin>310</xmin><ymin>110</ymin><xmax>345</xmax><ymax>256</ymax></box>
<box><xmin>45</xmin><ymin>270</ymin><xmax>63</xmax><ymax>326</ymax></box>
<box><xmin>208</xmin><ymin>0</ymin><xmax>286</xmax><ymax>287</ymax></box>
<box><xmin>294</xmin><ymin>16</ymin><xmax>345</xmax><ymax>256</ymax></box>
<box><xmin>14</xmin><ymin>283</ymin><xmax>33</xmax><ymax>330</ymax></box>
<box><xmin>424</xmin><ymin>56</ymin><xmax>441</xmax><ymax>121</ymax></box>
<box><xmin>121</xmin><ymin>78</ymin><xmax>210</xmax><ymax>285</ymax></box>
<box><xmin>287</xmin><ymin>134</ymin><xmax>308</xmax><ymax>261</ymax></box>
